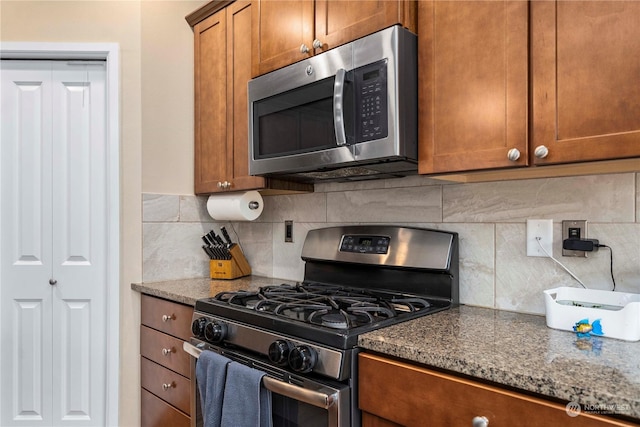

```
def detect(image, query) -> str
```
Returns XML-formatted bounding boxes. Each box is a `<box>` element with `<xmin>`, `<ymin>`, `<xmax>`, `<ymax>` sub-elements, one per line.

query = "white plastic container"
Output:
<box><xmin>543</xmin><ymin>287</ymin><xmax>640</xmax><ymax>341</ymax></box>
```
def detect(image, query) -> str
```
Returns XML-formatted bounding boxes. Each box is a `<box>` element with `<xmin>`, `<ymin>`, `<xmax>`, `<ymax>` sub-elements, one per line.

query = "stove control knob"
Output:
<box><xmin>204</xmin><ymin>320</ymin><xmax>227</xmax><ymax>343</ymax></box>
<box><xmin>191</xmin><ymin>317</ymin><xmax>207</xmax><ymax>338</ymax></box>
<box><xmin>268</xmin><ymin>340</ymin><xmax>291</xmax><ymax>365</ymax></box>
<box><xmin>288</xmin><ymin>346</ymin><xmax>317</xmax><ymax>373</ymax></box>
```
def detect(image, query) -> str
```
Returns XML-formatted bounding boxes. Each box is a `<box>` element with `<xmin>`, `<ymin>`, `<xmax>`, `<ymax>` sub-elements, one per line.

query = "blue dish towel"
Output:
<box><xmin>221</xmin><ymin>361</ymin><xmax>273</xmax><ymax>427</ymax></box>
<box><xmin>196</xmin><ymin>350</ymin><xmax>232</xmax><ymax>427</ymax></box>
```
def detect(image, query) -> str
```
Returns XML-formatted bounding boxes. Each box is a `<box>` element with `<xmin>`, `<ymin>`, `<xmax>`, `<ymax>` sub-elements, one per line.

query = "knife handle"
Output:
<box><xmin>220</xmin><ymin>227</ymin><xmax>233</xmax><ymax>245</ymax></box>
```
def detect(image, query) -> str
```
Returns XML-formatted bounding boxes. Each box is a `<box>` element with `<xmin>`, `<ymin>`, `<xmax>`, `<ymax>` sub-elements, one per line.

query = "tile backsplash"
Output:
<box><xmin>143</xmin><ymin>172</ymin><xmax>640</xmax><ymax>315</ymax></box>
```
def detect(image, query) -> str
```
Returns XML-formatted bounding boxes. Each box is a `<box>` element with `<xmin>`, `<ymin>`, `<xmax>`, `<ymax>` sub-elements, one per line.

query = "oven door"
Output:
<box><xmin>184</xmin><ymin>341</ymin><xmax>352</xmax><ymax>427</ymax></box>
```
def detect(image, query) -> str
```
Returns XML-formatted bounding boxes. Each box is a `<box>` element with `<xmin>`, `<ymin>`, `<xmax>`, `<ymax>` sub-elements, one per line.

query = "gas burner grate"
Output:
<box><xmin>213</xmin><ymin>282</ymin><xmax>433</xmax><ymax>330</ymax></box>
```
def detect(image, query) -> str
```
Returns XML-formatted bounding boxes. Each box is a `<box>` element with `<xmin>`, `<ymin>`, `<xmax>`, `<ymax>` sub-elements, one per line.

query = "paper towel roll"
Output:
<box><xmin>206</xmin><ymin>191</ymin><xmax>264</xmax><ymax>221</ymax></box>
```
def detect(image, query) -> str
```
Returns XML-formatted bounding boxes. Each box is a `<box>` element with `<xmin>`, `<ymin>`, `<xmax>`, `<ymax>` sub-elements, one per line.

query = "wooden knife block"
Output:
<box><xmin>209</xmin><ymin>244</ymin><xmax>251</xmax><ymax>280</ymax></box>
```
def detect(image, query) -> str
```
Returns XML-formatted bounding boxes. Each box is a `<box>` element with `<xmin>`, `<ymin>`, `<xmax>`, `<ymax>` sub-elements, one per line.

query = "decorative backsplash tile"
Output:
<box><xmin>443</xmin><ymin>173</ymin><xmax>635</xmax><ymax>223</ymax></box>
<box><xmin>142</xmin><ymin>172</ymin><xmax>640</xmax><ymax>315</ymax></box>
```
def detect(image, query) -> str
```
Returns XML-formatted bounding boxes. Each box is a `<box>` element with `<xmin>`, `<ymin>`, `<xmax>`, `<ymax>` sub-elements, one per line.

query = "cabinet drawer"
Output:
<box><xmin>141</xmin><ymin>388</ymin><xmax>190</xmax><ymax>427</ymax></box>
<box><xmin>141</xmin><ymin>357</ymin><xmax>190</xmax><ymax>415</ymax></box>
<box><xmin>140</xmin><ymin>325</ymin><xmax>190</xmax><ymax>377</ymax></box>
<box><xmin>141</xmin><ymin>294</ymin><xmax>193</xmax><ymax>340</ymax></box>
<box><xmin>359</xmin><ymin>353</ymin><xmax>634</xmax><ymax>427</ymax></box>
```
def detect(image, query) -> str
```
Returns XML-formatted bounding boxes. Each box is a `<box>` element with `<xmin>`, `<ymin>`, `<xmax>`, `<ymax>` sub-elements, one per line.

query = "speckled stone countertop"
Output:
<box><xmin>358</xmin><ymin>305</ymin><xmax>640</xmax><ymax>421</ymax></box>
<box><xmin>132</xmin><ymin>280</ymin><xmax>640</xmax><ymax>421</ymax></box>
<box><xmin>131</xmin><ymin>275</ymin><xmax>295</xmax><ymax>306</ymax></box>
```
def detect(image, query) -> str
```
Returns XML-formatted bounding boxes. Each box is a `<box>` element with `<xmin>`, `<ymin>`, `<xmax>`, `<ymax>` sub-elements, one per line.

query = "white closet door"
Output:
<box><xmin>1</xmin><ymin>60</ymin><xmax>107</xmax><ymax>426</ymax></box>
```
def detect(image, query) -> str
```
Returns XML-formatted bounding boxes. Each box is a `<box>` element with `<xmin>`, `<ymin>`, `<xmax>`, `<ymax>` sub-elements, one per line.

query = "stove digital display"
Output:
<box><xmin>340</xmin><ymin>235</ymin><xmax>390</xmax><ymax>254</ymax></box>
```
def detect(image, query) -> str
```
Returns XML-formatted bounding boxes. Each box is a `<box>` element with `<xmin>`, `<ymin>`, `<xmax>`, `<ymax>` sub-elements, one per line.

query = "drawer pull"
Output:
<box><xmin>472</xmin><ymin>416</ymin><xmax>489</xmax><ymax>427</ymax></box>
<box><xmin>162</xmin><ymin>347</ymin><xmax>174</xmax><ymax>356</ymax></box>
<box><xmin>162</xmin><ymin>314</ymin><xmax>175</xmax><ymax>322</ymax></box>
<box><xmin>162</xmin><ymin>382</ymin><xmax>175</xmax><ymax>391</ymax></box>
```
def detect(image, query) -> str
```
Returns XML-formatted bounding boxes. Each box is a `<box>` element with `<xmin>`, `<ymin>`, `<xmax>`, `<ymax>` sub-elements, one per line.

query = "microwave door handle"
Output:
<box><xmin>333</xmin><ymin>68</ymin><xmax>347</xmax><ymax>146</ymax></box>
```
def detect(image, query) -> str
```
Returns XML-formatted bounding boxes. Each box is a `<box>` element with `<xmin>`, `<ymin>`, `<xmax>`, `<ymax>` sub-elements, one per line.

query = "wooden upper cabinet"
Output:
<box><xmin>194</xmin><ymin>2</ymin><xmax>266</xmax><ymax>195</ymax></box>
<box><xmin>314</xmin><ymin>0</ymin><xmax>416</xmax><ymax>54</ymax></box>
<box><xmin>418</xmin><ymin>1</ymin><xmax>529</xmax><ymax>174</ymax></box>
<box><xmin>252</xmin><ymin>0</ymin><xmax>314</xmax><ymax>76</ymax></box>
<box><xmin>226</xmin><ymin>1</ymin><xmax>266</xmax><ymax>192</ymax></box>
<box><xmin>253</xmin><ymin>0</ymin><xmax>417</xmax><ymax>77</ymax></box>
<box><xmin>194</xmin><ymin>10</ymin><xmax>228</xmax><ymax>194</ymax></box>
<box><xmin>530</xmin><ymin>1</ymin><xmax>640</xmax><ymax>165</ymax></box>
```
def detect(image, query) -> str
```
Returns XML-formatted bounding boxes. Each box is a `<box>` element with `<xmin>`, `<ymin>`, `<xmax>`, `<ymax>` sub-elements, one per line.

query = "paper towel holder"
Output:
<box><xmin>248</xmin><ymin>201</ymin><xmax>260</xmax><ymax>210</ymax></box>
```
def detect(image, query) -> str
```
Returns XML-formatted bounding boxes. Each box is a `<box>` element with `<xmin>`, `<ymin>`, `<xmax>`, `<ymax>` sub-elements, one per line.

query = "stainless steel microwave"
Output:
<box><xmin>248</xmin><ymin>25</ymin><xmax>417</xmax><ymax>183</ymax></box>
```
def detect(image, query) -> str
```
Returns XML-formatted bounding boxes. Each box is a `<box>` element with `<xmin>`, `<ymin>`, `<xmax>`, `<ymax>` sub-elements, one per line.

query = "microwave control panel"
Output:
<box><xmin>354</xmin><ymin>60</ymin><xmax>388</xmax><ymax>142</ymax></box>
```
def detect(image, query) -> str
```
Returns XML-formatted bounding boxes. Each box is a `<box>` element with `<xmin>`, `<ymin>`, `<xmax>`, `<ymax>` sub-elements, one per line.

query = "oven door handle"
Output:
<box><xmin>183</xmin><ymin>342</ymin><xmax>337</xmax><ymax>410</ymax></box>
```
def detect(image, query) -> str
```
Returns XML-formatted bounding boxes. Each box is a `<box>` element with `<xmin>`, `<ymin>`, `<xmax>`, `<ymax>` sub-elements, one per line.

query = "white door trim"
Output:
<box><xmin>1</xmin><ymin>42</ymin><xmax>120</xmax><ymax>426</ymax></box>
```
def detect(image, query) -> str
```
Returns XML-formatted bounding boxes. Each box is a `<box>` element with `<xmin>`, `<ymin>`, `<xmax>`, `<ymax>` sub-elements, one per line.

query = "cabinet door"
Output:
<box><xmin>531</xmin><ymin>1</ymin><xmax>640</xmax><ymax>164</ymax></box>
<box><xmin>252</xmin><ymin>0</ymin><xmax>314</xmax><ymax>76</ymax></box>
<box><xmin>194</xmin><ymin>10</ymin><xmax>227</xmax><ymax>194</ymax></box>
<box><xmin>314</xmin><ymin>0</ymin><xmax>415</xmax><ymax>53</ymax></box>
<box><xmin>227</xmin><ymin>1</ymin><xmax>266</xmax><ymax>191</ymax></box>
<box><xmin>418</xmin><ymin>1</ymin><xmax>528</xmax><ymax>174</ymax></box>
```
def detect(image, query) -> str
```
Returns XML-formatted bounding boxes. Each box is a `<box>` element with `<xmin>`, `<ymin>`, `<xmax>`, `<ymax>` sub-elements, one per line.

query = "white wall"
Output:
<box><xmin>1</xmin><ymin>1</ymin><xmax>204</xmax><ymax>425</ymax></box>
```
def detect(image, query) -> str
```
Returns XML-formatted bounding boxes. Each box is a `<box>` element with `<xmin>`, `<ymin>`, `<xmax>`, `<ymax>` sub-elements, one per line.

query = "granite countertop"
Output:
<box><xmin>131</xmin><ymin>275</ymin><xmax>295</xmax><ymax>306</ymax></box>
<box><xmin>359</xmin><ymin>305</ymin><xmax>640</xmax><ymax>421</ymax></box>
<box><xmin>132</xmin><ymin>279</ymin><xmax>640</xmax><ymax>421</ymax></box>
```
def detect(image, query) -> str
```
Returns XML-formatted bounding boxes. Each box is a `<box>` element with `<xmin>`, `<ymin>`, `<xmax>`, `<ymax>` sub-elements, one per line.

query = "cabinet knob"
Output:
<box><xmin>507</xmin><ymin>148</ymin><xmax>521</xmax><ymax>161</ymax></box>
<box><xmin>49</xmin><ymin>278</ymin><xmax>57</xmax><ymax>286</ymax></box>
<box><xmin>162</xmin><ymin>314</ymin><xmax>174</xmax><ymax>322</ymax></box>
<box><xmin>300</xmin><ymin>44</ymin><xmax>310</xmax><ymax>54</ymax></box>
<box><xmin>216</xmin><ymin>181</ymin><xmax>231</xmax><ymax>190</ymax></box>
<box><xmin>472</xmin><ymin>416</ymin><xmax>489</xmax><ymax>427</ymax></box>
<box><xmin>534</xmin><ymin>145</ymin><xmax>549</xmax><ymax>159</ymax></box>
<box><xmin>162</xmin><ymin>347</ymin><xmax>173</xmax><ymax>356</ymax></box>
<box><xmin>162</xmin><ymin>382</ymin><xmax>175</xmax><ymax>391</ymax></box>
<box><xmin>312</xmin><ymin>39</ymin><xmax>323</xmax><ymax>49</ymax></box>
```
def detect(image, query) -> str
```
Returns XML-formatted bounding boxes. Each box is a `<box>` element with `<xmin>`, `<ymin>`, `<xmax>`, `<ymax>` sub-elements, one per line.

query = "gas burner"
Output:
<box><xmin>390</xmin><ymin>297</ymin><xmax>431</xmax><ymax>313</ymax></box>
<box><xmin>320</xmin><ymin>313</ymin><xmax>356</xmax><ymax>329</ymax></box>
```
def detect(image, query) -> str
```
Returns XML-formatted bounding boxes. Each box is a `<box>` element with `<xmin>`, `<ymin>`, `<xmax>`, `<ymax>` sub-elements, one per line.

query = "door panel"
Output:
<box><xmin>1</xmin><ymin>62</ymin><xmax>54</xmax><ymax>426</ymax></box>
<box><xmin>1</xmin><ymin>60</ymin><xmax>107</xmax><ymax>426</ymax></box>
<box><xmin>51</xmin><ymin>63</ymin><xmax>107</xmax><ymax>425</ymax></box>
<box><xmin>12</xmin><ymin>299</ymin><xmax>51</xmax><ymax>423</ymax></box>
<box><xmin>57</xmin><ymin>299</ymin><xmax>92</xmax><ymax>420</ymax></box>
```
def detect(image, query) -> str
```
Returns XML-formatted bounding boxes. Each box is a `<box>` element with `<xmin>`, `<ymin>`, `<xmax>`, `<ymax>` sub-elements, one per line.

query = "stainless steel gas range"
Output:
<box><xmin>184</xmin><ymin>225</ymin><xmax>459</xmax><ymax>427</ymax></box>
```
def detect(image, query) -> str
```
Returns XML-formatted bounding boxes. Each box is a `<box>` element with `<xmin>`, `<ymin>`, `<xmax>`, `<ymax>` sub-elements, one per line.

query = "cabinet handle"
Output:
<box><xmin>162</xmin><ymin>314</ymin><xmax>174</xmax><ymax>322</ymax></box>
<box><xmin>300</xmin><ymin>44</ymin><xmax>310</xmax><ymax>54</ymax></box>
<box><xmin>162</xmin><ymin>382</ymin><xmax>175</xmax><ymax>391</ymax></box>
<box><xmin>472</xmin><ymin>416</ymin><xmax>489</xmax><ymax>427</ymax></box>
<box><xmin>534</xmin><ymin>145</ymin><xmax>549</xmax><ymax>159</ymax></box>
<box><xmin>312</xmin><ymin>39</ymin><xmax>323</xmax><ymax>49</ymax></box>
<box><xmin>216</xmin><ymin>181</ymin><xmax>231</xmax><ymax>190</ymax></box>
<box><xmin>162</xmin><ymin>347</ymin><xmax>174</xmax><ymax>356</ymax></box>
<box><xmin>507</xmin><ymin>148</ymin><xmax>520</xmax><ymax>161</ymax></box>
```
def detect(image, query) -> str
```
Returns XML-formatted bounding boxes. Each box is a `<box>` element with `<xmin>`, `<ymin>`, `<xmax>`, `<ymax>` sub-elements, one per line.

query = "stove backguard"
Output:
<box><xmin>301</xmin><ymin>225</ymin><xmax>459</xmax><ymax>305</ymax></box>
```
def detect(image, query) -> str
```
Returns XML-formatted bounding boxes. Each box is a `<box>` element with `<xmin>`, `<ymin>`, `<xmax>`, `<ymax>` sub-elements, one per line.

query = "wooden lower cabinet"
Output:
<box><xmin>142</xmin><ymin>389</ymin><xmax>190</xmax><ymax>427</ymax></box>
<box><xmin>141</xmin><ymin>295</ymin><xmax>194</xmax><ymax>427</ymax></box>
<box><xmin>359</xmin><ymin>353</ymin><xmax>637</xmax><ymax>427</ymax></box>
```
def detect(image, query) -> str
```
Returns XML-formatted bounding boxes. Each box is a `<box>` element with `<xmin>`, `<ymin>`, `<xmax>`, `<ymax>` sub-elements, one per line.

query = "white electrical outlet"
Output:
<box><xmin>526</xmin><ymin>219</ymin><xmax>553</xmax><ymax>257</ymax></box>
